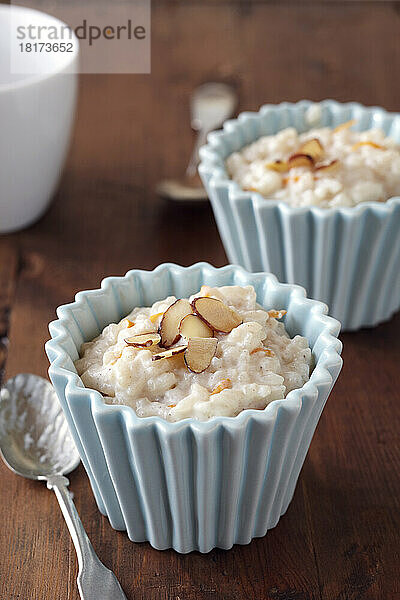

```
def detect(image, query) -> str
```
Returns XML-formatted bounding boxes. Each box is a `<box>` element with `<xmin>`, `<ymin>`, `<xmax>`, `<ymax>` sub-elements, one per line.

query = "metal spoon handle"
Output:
<box><xmin>186</xmin><ymin>127</ymin><xmax>209</xmax><ymax>178</ymax></box>
<box><xmin>46</xmin><ymin>474</ymin><xmax>127</xmax><ymax>600</ymax></box>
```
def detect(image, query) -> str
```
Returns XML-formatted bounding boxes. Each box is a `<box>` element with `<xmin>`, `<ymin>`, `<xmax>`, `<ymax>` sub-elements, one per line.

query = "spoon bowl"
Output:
<box><xmin>0</xmin><ymin>373</ymin><xmax>127</xmax><ymax>600</ymax></box>
<box><xmin>0</xmin><ymin>373</ymin><xmax>79</xmax><ymax>480</ymax></box>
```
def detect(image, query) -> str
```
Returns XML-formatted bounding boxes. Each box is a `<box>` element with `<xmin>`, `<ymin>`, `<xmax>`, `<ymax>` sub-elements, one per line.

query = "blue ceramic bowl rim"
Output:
<box><xmin>199</xmin><ymin>99</ymin><xmax>400</xmax><ymax>217</ymax></box>
<box><xmin>46</xmin><ymin>262</ymin><xmax>343</xmax><ymax>434</ymax></box>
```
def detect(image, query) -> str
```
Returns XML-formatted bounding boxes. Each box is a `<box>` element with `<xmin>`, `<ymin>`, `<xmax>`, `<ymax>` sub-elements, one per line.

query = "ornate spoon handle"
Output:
<box><xmin>46</xmin><ymin>474</ymin><xmax>127</xmax><ymax>600</ymax></box>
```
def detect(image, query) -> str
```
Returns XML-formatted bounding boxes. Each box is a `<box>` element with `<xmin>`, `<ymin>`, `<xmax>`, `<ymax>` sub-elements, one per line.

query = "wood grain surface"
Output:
<box><xmin>1</xmin><ymin>2</ymin><xmax>400</xmax><ymax>599</ymax></box>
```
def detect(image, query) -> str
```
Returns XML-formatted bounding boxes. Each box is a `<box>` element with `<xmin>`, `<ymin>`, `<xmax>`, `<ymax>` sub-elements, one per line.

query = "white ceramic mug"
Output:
<box><xmin>0</xmin><ymin>5</ymin><xmax>79</xmax><ymax>233</ymax></box>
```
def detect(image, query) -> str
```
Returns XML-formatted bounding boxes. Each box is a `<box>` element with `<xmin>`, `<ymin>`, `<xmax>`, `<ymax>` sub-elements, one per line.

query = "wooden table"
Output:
<box><xmin>1</xmin><ymin>2</ymin><xmax>400</xmax><ymax>599</ymax></box>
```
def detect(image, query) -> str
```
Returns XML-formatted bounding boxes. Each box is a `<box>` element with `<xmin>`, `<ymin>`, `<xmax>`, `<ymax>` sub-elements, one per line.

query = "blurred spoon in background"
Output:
<box><xmin>157</xmin><ymin>82</ymin><xmax>237</xmax><ymax>202</ymax></box>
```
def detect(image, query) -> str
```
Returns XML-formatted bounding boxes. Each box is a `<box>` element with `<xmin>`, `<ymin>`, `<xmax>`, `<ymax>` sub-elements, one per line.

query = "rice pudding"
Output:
<box><xmin>75</xmin><ymin>285</ymin><xmax>311</xmax><ymax>422</ymax></box>
<box><xmin>226</xmin><ymin>120</ymin><xmax>400</xmax><ymax>208</ymax></box>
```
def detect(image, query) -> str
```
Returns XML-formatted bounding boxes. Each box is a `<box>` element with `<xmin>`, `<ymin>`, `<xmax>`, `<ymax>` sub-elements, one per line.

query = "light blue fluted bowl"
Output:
<box><xmin>45</xmin><ymin>262</ymin><xmax>342</xmax><ymax>553</ymax></box>
<box><xmin>199</xmin><ymin>100</ymin><xmax>400</xmax><ymax>331</ymax></box>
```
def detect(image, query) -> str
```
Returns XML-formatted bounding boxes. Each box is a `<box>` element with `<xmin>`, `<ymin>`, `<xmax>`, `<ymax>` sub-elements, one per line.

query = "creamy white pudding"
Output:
<box><xmin>226</xmin><ymin>121</ymin><xmax>400</xmax><ymax>208</ymax></box>
<box><xmin>75</xmin><ymin>285</ymin><xmax>311</xmax><ymax>421</ymax></box>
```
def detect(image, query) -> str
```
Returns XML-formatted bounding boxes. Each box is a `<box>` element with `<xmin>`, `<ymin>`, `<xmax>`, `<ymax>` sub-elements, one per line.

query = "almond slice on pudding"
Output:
<box><xmin>125</xmin><ymin>333</ymin><xmax>161</xmax><ymax>348</ymax></box>
<box><xmin>159</xmin><ymin>299</ymin><xmax>192</xmax><ymax>347</ymax></box>
<box><xmin>298</xmin><ymin>138</ymin><xmax>324</xmax><ymax>161</ymax></box>
<box><xmin>192</xmin><ymin>297</ymin><xmax>242</xmax><ymax>333</ymax></box>
<box><xmin>184</xmin><ymin>337</ymin><xmax>218</xmax><ymax>373</ymax></box>
<box><xmin>179</xmin><ymin>313</ymin><xmax>213</xmax><ymax>339</ymax></box>
<box><xmin>152</xmin><ymin>345</ymin><xmax>187</xmax><ymax>361</ymax></box>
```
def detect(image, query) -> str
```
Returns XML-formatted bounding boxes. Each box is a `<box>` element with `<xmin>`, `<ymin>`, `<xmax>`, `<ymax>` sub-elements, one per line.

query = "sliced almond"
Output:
<box><xmin>192</xmin><ymin>297</ymin><xmax>242</xmax><ymax>333</ymax></box>
<box><xmin>184</xmin><ymin>337</ymin><xmax>218</xmax><ymax>373</ymax></box>
<box><xmin>265</xmin><ymin>159</ymin><xmax>288</xmax><ymax>173</ymax></box>
<box><xmin>288</xmin><ymin>153</ymin><xmax>314</xmax><ymax>169</ymax></box>
<box><xmin>199</xmin><ymin>285</ymin><xmax>211</xmax><ymax>297</ymax></box>
<box><xmin>120</xmin><ymin>318</ymin><xmax>134</xmax><ymax>328</ymax></box>
<box><xmin>351</xmin><ymin>141</ymin><xmax>385</xmax><ymax>151</ymax></box>
<box><xmin>149</xmin><ymin>311</ymin><xmax>164</xmax><ymax>323</ymax></box>
<box><xmin>282</xmin><ymin>175</ymin><xmax>303</xmax><ymax>186</ymax></box>
<box><xmin>110</xmin><ymin>351</ymin><xmax>122</xmax><ymax>365</ymax></box>
<box><xmin>159</xmin><ymin>299</ymin><xmax>193</xmax><ymax>347</ymax></box>
<box><xmin>298</xmin><ymin>138</ymin><xmax>324</xmax><ymax>161</ymax></box>
<box><xmin>267</xmin><ymin>309</ymin><xmax>287</xmax><ymax>319</ymax></box>
<box><xmin>333</xmin><ymin>119</ymin><xmax>356</xmax><ymax>133</ymax></box>
<box><xmin>210</xmin><ymin>378</ymin><xmax>232</xmax><ymax>395</ymax></box>
<box><xmin>315</xmin><ymin>159</ymin><xmax>340</xmax><ymax>174</ymax></box>
<box><xmin>179</xmin><ymin>313</ymin><xmax>213</xmax><ymax>339</ymax></box>
<box><xmin>250</xmin><ymin>347</ymin><xmax>275</xmax><ymax>357</ymax></box>
<box><xmin>125</xmin><ymin>332</ymin><xmax>161</xmax><ymax>348</ymax></box>
<box><xmin>152</xmin><ymin>345</ymin><xmax>187</xmax><ymax>361</ymax></box>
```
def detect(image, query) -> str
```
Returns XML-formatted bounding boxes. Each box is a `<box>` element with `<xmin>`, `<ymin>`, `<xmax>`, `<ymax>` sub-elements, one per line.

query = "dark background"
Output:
<box><xmin>1</xmin><ymin>2</ymin><xmax>399</xmax><ymax>599</ymax></box>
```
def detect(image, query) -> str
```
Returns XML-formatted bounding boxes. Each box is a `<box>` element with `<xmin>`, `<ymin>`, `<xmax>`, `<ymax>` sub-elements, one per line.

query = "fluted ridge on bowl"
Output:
<box><xmin>199</xmin><ymin>100</ymin><xmax>400</xmax><ymax>330</ymax></box>
<box><xmin>46</xmin><ymin>262</ymin><xmax>342</xmax><ymax>552</ymax></box>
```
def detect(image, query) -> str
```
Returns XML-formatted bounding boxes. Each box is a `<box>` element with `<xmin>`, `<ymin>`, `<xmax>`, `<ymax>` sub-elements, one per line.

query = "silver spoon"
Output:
<box><xmin>0</xmin><ymin>373</ymin><xmax>127</xmax><ymax>600</ymax></box>
<box><xmin>157</xmin><ymin>82</ymin><xmax>237</xmax><ymax>202</ymax></box>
